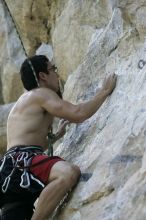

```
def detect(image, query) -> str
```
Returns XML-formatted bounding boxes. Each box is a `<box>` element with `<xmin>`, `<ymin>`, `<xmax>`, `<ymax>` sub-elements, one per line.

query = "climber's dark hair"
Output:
<box><xmin>20</xmin><ymin>55</ymin><xmax>49</xmax><ymax>91</ymax></box>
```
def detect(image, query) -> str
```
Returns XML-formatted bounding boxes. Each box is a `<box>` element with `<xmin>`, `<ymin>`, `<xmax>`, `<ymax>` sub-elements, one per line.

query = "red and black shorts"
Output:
<box><xmin>30</xmin><ymin>154</ymin><xmax>64</xmax><ymax>184</ymax></box>
<box><xmin>0</xmin><ymin>145</ymin><xmax>64</xmax><ymax>219</ymax></box>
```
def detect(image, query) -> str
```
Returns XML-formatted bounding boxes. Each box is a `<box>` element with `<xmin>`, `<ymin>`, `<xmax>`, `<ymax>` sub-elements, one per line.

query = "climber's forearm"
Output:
<box><xmin>77</xmin><ymin>88</ymin><xmax>109</xmax><ymax>122</ymax></box>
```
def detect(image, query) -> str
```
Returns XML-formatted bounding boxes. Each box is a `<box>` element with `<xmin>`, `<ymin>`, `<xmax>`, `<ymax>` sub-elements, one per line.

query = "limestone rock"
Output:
<box><xmin>0</xmin><ymin>103</ymin><xmax>14</xmax><ymax>155</ymax></box>
<box><xmin>52</xmin><ymin>0</ymin><xmax>112</xmax><ymax>80</ymax></box>
<box><xmin>5</xmin><ymin>0</ymin><xmax>50</xmax><ymax>55</ymax></box>
<box><xmin>1</xmin><ymin>61</ymin><xmax>23</xmax><ymax>103</ymax></box>
<box><xmin>4</xmin><ymin>0</ymin><xmax>67</xmax><ymax>55</ymax></box>
<box><xmin>0</xmin><ymin>0</ymin><xmax>25</xmax><ymax>104</ymax></box>
<box><xmin>36</xmin><ymin>43</ymin><xmax>54</xmax><ymax>62</ymax></box>
<box><xmin>53</xmin><ymin>5</ymin><xmax>146</xmax><ymax>220</ymax></box>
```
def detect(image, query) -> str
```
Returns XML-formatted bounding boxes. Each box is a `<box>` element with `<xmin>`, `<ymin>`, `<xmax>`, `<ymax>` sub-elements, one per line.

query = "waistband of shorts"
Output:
<box><xmin>6</xmin><ymin>145</ymin><xmax>43</xmax><ymax>155</ymax></box>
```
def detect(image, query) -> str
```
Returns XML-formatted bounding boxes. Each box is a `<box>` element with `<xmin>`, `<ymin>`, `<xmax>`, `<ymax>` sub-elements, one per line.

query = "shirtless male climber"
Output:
<box><xmin>0</xmin><ymin>55</ymin><xmax>117</xmax><ymax>220</ymax></box>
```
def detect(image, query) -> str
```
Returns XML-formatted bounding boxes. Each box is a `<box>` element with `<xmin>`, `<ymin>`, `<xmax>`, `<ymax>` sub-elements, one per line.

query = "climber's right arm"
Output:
<box><xmin>38</xmin><ymin>74</ymin><xmax>117</xmax><ymax>123</ymax></box>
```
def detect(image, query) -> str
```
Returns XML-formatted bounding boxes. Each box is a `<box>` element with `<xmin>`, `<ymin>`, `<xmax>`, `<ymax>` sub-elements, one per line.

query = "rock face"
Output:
<box><xmin>0</xmin><ymin>0</ymin><xmax>146</xmax><ymax>220</ymax></box>
<box><xmin>0</xmin><ymin>103</ymin><xmax>14</xmax><ymax>156</ymax></box>
<box><xmin>0</xmin><ymin>0</ymin><xmax>24</xmax><ymax>106</ymax></box>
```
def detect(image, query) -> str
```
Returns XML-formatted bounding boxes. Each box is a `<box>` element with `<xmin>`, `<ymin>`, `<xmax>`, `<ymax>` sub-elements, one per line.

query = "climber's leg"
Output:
<box><xmin>31</xmin><ymin>161</ymin><xmax>81</xmax><ymax>220</ymax></box>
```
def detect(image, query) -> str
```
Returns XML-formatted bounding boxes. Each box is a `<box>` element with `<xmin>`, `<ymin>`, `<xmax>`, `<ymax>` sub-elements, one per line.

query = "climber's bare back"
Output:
<box><xmin>7</xmin><ymin>88</ymin><xmax>54</xmax><ymax>150</ymax></box>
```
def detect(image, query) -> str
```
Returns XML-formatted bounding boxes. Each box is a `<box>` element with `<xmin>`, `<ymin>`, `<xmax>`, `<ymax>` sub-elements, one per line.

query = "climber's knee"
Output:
<box><xmin>48</xmin><ymin>161</ymin><xmax>81</xmax><ymax>189</ymax></box>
